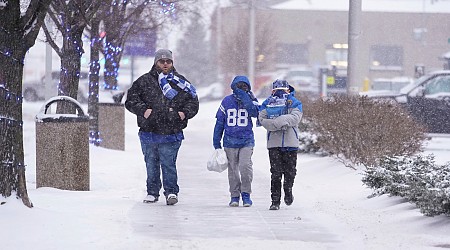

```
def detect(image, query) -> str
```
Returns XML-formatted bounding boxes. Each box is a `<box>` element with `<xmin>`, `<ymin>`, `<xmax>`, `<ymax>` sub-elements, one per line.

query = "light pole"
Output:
<box><xmin>216</xmin><ymin>0</ymin><xmax>222</xmax><ymax>82</ymax></box>
<box><xmin>347</xmin><ymin>0</ymin><xmax>362</xmax><ymax>94</ymax></box>
<box><xmin>45</xmin><ymin>16</ymin><xmax>54</xmax><ymax>101</ymax></box>
<box><xmin>230</xmin><ymin>0</ymin><xmax>258</xmax><ymax>86</ymax></box>
<box><xmin>248</xmin><ymin>0</ymin><xmax>256</xmax><ymax>87</ymax></box>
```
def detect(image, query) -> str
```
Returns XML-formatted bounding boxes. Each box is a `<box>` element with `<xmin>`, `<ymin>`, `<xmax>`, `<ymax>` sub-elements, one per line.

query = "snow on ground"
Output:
<box><xmin>1</xmin><ymin>100</ymin><xmax>450</xmax><ymax>250</ymax></box>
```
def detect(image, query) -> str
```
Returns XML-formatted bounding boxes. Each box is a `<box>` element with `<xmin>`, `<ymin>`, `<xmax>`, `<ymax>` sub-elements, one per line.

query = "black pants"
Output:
<box><xmin>268</xmin><ymin>148</ymin><xmax>297</xmax><ymax>202</ymax></box>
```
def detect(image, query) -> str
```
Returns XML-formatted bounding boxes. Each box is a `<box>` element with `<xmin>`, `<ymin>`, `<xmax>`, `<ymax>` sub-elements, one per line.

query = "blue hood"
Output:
<box><xmin>230</xmin><ymin>76</ymin><xmax>251</xmax><ymax>91</ymax></box>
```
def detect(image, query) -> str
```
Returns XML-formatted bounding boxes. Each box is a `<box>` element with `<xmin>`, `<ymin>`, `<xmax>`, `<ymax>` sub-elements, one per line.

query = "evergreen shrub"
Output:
<box><xmin>362</xmin><ymin>155</ymin><xmax>450</xmax><ymax>216</ymax></box>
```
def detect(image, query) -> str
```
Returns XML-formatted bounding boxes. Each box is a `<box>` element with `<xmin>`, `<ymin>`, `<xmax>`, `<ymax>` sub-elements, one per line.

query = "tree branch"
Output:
<box><xmin>21</xmin><ymin>0</ymin><xmax>53</xmax><ymax>49</ymax></box>
<box><xmin>42</xmin><ymin>22</ymin><xmax>62</xmax><ymax>58</ymax></box>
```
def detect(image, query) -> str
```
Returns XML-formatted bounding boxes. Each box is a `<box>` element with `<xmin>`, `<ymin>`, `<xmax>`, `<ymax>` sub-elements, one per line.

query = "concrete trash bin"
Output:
<box><xmin>98</xmin><ymin>103</ymin><xmax>125</xmax><ymax>151</ymax></box>
<box><xmin>35</xmin><ymin>96</ymin><xmax>90</xmax><ymax>191</ymax></box>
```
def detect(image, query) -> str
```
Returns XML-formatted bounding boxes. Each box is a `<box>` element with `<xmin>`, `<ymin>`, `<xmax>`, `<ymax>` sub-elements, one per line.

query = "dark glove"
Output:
<box><xmin>234</xmin><ymin>89</ymin><xmax>258</xmax><ymax>117</ymax></box>
<box><xmin>233</xmin><ymin>88</ymin><xmax>251</xmax><ymax>102</ymax></box>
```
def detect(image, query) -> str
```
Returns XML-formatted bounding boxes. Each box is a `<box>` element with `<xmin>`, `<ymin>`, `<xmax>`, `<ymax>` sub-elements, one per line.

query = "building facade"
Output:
<box><xmin>216</xmin><ymin>0</ymin><xmax>450</xmax><ymax>90</ymax></box>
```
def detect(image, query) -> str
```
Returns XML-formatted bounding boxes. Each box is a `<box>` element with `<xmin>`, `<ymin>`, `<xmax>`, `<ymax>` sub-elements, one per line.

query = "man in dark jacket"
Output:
<box><xmin>125</xmin><ymin>49</ymin><xmax>199</xmax><ymax>205</ymax></box>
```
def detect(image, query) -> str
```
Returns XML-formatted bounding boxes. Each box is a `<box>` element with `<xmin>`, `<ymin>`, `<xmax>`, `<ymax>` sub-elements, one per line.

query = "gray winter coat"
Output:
<box><xmin>258</xmin><ymin>108</ymin><xmax>303</xmax><ymax>148</ymax></box>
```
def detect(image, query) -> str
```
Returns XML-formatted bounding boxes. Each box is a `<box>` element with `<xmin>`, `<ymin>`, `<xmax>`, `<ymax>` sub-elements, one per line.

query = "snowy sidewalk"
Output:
<box><xmin>126</xmin><ymin>102</ymin><xmax>342</xmax><ymax>248</ymax></box>
<box><xmin>128</xmin><ymin>150</ymin><xmax>337</xmax><ymax>243</ymax></box>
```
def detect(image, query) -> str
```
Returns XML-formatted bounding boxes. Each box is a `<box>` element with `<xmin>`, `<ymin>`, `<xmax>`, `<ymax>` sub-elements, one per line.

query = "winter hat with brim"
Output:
<box><xmin>272</xmin><ymin>79</ymin><xmax>289</xmax><ymax>90</ymax></box>
<box><xmin>154</xmin><ymin>49</ymin><xmax>173</xmax><ymax>64</ymax></box>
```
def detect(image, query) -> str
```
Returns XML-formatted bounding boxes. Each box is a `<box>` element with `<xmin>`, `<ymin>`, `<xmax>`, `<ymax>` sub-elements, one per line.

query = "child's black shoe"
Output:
<box><xmin>284</xmin><ymin>189</ymin><xmax>294</xmax><ymax>206</ymax></box>
<box><xmin>269</xmin><ymin>201</ymin><xmax>280</xmax><ymax>210</ymax></box>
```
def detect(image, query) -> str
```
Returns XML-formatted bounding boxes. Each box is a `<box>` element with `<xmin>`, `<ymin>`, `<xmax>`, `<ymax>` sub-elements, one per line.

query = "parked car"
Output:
<box><xmin>23</xmin><ymin>71</ymin><xmax>90</xmax><ymax>103</ymax></box>
<box><xmin>370</xmin><ymin>76</ymin><xmax>413</xmax><ymax>93</ymax></box>
<box><xmin>282</xmin><ymin>67</ymin><xmax>319</xmax><ymax>94</ymax></box>
<box><xmin>23</xmin><ymin>71</ymin><xmax>123</xmax><ymax>103</ymax></box>
<box><xmin>362</xmin><ymin>70</ymin><xmax>450</xmax><ymax>134</ymax></box>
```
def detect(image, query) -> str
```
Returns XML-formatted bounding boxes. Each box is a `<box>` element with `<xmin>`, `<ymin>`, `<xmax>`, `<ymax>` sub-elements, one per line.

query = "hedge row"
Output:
<box><xmin>297</xmin><ymin>94</ymin><xmax>426</xmax><ymax>167</ymax></box>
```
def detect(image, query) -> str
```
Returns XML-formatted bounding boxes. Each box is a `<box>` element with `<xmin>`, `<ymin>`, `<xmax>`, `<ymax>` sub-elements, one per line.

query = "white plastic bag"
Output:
<box><xmin>207</xmin><ymin>149</ymin><xmax>228</xmax><ymax>173</ymax></box>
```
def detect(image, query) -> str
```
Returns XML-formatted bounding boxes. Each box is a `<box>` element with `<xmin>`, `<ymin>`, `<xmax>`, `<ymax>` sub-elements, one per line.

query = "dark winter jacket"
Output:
<box><xmin>125</xmin><ymin>65</ymin><xmax>199</xmax><ymax>135</ymax></box>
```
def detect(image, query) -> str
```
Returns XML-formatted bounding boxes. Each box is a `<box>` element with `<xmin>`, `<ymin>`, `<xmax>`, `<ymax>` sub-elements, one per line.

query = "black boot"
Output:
<box><xmin>269</xmin><ymin>201</ymin><xmax>280</xmax><ymax>210</ymax></box>
<box><xmin>284</xmin><ymin>188</ymin><xmax>294</xmax><ymax>206</ymax></box>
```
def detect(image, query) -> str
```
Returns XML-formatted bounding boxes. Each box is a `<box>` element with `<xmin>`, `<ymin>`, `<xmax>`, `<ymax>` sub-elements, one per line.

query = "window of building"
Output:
<box><xmin>325</xmin><ymin>43</ymin><xmax>348</xmax><ymax>67</ymax></box>
<box><xmin>370</xmin><ymin>45</ymin><xmax>403</xmax><ymax>71</ymax></box>
<box><xmin>276</xmin><ymin>43</ymin><xmax>308</xmax><ymax>65</ymax></box>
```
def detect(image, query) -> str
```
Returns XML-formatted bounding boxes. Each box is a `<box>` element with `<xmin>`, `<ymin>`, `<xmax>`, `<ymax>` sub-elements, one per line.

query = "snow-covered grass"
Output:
<box><xmin>1</xmin><ymin>100</ymin><xmax>450</xmax><ymax>250</ymax></box>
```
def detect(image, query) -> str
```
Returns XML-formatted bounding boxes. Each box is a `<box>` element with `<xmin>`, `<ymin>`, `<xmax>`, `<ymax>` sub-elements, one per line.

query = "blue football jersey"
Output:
<box><xmin>216</xmin><ymin>95</ymin><xmax>255</xmax><ymax>140</ymax></box>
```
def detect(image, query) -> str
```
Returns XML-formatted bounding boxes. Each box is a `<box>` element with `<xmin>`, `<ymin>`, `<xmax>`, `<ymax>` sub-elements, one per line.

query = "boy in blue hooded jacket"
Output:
<box><xmin>213</xmin><ymin>75</ymin><xmax>259</xmax><ymax>207</ymax></box>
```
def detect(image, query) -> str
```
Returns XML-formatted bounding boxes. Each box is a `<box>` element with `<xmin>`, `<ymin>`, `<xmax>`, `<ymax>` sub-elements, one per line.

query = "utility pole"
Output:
<box><xmin>347</xmin><ymin>0</ymin><xmax>362</xmax><ymax>94</ymax></box>
<box><xmin>248</xmin><ymin>0</ymin><xmax>256</xmax><ymax>87</ymax></box>
<box><xmin>217</xmin><ymin>0</ymin><xmax>222</xmax><ymax>82</ymax></box>
<box><xmin>45</xmin><ymin>40</ymin><xmax>53</xmax><ymax>100</ymax></box>
<box><xmin>44</xmin><ymin>17</ymin><xmax>54</xmax><ymax>101</ymax></box>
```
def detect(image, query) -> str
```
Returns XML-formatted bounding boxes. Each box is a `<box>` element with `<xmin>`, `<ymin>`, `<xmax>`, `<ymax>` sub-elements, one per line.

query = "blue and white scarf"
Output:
<box><xmin>158</xmin><ymin>71</ymin><xmax>197</xmax><ymax>100</ymax></box>
<box><xmin>266</xmin><ymin>96</ymin><xmax>287</xmax><ymax>119</ymax></box>
<box><xmin>264</xmin><ymin>90</ymin><xmax>289</xmax><ymax>119</ymax></box>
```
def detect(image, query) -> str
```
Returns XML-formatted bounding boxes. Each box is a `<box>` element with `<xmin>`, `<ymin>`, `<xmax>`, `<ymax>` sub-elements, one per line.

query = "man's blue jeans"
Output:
<box><xmin>139</xmin><ymin>139</ymin><xmax>182</xmax><ymax>198</ymax></box>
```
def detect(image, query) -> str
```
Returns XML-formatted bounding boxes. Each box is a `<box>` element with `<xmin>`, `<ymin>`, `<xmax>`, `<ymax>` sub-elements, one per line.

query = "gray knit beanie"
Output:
<box><xmin>154</xmin><ymin>49</ymin><xmax>173</xmax><ymax>64</ymax></box>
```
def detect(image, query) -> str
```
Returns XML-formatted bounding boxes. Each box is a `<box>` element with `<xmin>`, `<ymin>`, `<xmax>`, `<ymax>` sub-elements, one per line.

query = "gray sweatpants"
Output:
<box><xmin>224</xmin><ymin>147</ymin><xmax>254</xmax><ymax>198</ymax></box>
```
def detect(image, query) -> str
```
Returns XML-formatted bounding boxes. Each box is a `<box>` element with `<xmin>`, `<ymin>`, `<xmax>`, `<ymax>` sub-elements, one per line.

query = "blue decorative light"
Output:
<box><xmin>103</xmin><ymin>41</ymin><xmax>123</xmax><ymax>89</ymax></box>
<box><xmin>0</xmin><ymin>47</ymin><xmax>25</xmax><ymax>64</ymax></box>
<box><xmin>0</xmin><ymin>116</ymin><xmax>23</xmax><ymax>128</ymax></box>
<box><xmin>89</xmin><ymin>131</ymin><xmax>102</xmax><ymax>144</ymax></box>
<box><xmin>159</xmin><ymin>1</ymin><xmax>177</xmax><ymax>17</ymax></box>
<box><xmin>1</xmin><ymin>85</ymin><xmax>23</xmax><ymax>105</ymax></box>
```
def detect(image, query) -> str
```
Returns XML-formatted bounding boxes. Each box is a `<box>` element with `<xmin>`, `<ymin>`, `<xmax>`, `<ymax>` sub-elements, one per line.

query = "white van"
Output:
<box><xmin>281</xmin><ymin>67</ymin><xmax>319</xmax><ymax>94</ymax></box>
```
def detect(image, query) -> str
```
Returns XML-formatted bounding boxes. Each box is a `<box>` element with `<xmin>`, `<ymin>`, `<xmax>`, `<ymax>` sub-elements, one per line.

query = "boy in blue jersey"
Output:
<box><xmin>259</xmin><ymin>80</ymin><xmax>303</xmax><ymax>210</ymax></box>
<box><xmin>213</xmin><ymin>75</ymin><xmax>259</xmax><ymax>207</ymax></box>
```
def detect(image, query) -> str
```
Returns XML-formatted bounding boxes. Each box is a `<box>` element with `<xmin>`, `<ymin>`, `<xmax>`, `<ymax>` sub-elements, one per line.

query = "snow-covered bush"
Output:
<box><xmin>362</xmin><ymin>155</ymin><xmax>450</xmax><ymax>217</ymax></box>
<box><xmin>361</xmin><ymin>156</ymin><xmax>409</xmax><ymax>197</ymax></box>
<box><xmin>297</xmin><ymin>97</ymin><xmax>325</xmax><ymax>155</ymax></box>
<box><xmin>297</xmin><ymin>118</ymin><xmax>325</xmax><ymax>154</ymax></box>
<box><xmin>299</xmin><ymin>95</ymin><xmax>426</xmax><ymax>167</ymax></box>
<box><xmin>298</xmin><ymin>131</ymin><xmax>320</xmax><ymax>153</ymax></box>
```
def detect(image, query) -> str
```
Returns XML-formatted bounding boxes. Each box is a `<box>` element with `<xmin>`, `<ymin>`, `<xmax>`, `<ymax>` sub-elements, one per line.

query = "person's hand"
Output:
<box><xmin>273</xmin><ymin>116</ymin><xmax>287</xmax><ymax>129</ymax></box>
<box><xmin>234</xmin><ymin>88</ymin><xmax>253</xmax><ymax>104</ymax></box>
<box><xmin>144</xmin><ymin>108</ymin><xmax>152</xmax><ymax>118</ymax></box>
<box><xmin>233</xmin><ymin>88</ymin><xmax>248</xmax><ymax>99</ymax></box>
<box><xmin>178</xmin><ymin>111</ymin><xmax>185</xmax><ymax>120</ymax></box>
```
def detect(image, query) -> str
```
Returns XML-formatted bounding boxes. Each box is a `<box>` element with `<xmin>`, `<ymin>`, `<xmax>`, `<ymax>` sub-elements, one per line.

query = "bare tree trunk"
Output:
<box><xmin>56</xmin><ymin>28</ymin><xmax>84</xmax><ymax>114</ymax></box>
<box><xmin>103</xmin><ymin>23</ymin><xmax>124</xmax><ymax>90</ymax></box>
<box><xmin>103</xmin><ymin>40</ymin><xmax>121</xmax><ymax>89</ymax></box>
<box><xmin>0</xmin><ymin>31</ymin><xmax>33</xmax><ymax>208</ymax></box>
<box><xmin>0</xmin><ymin>0</ymin><xmax>52</xmax><ymax>207</ymax></box>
